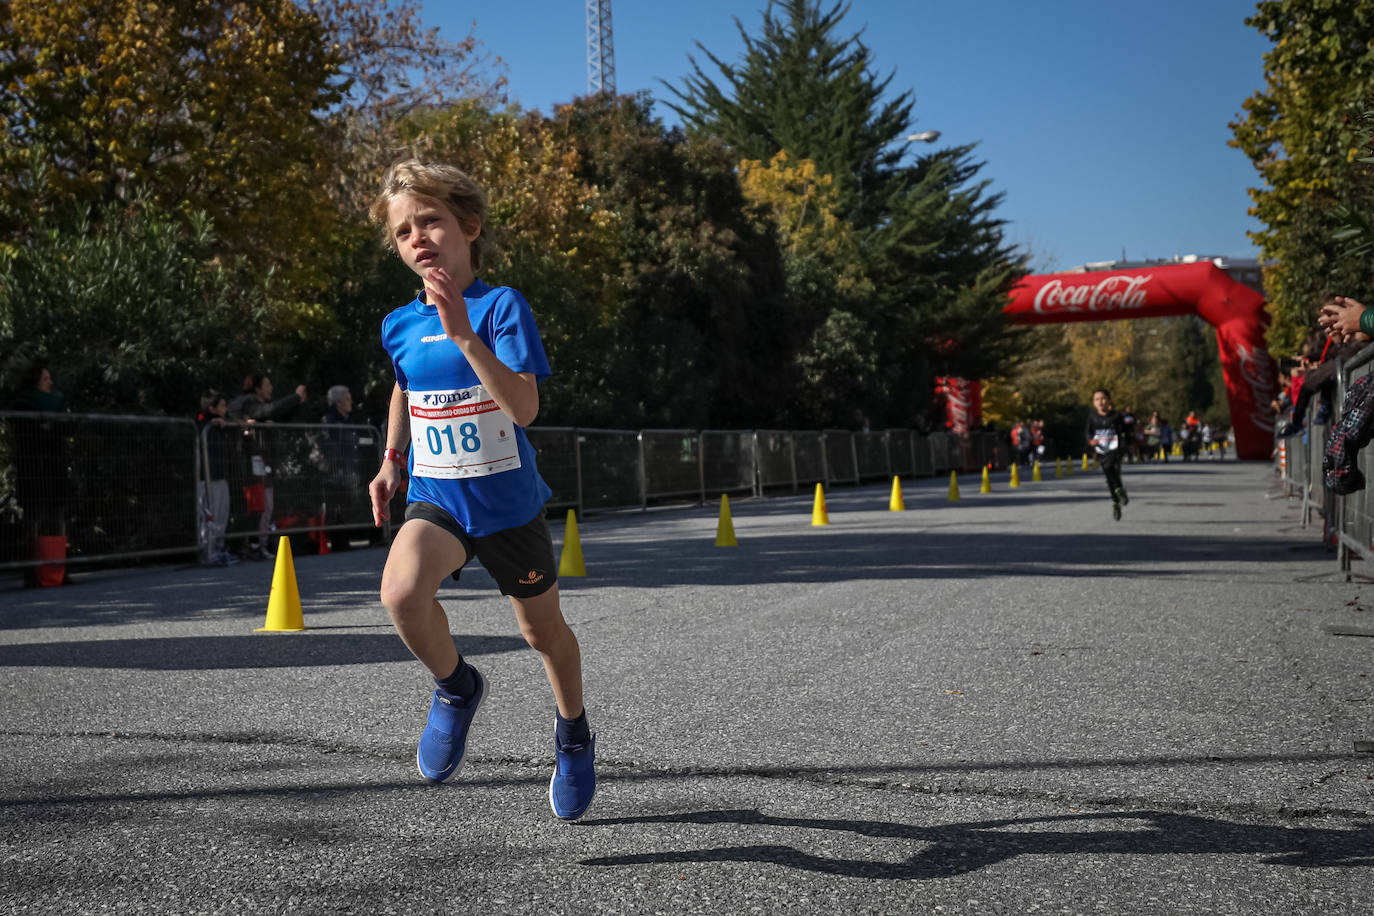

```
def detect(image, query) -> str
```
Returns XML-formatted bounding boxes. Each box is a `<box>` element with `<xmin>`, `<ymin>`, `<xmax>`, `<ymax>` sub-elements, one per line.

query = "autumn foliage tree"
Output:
<box><xmin>0</xmin><ymin>0</ymin><xmax>499</xmax><ymax>408</ymax></box>
<box><xmin>0</xmin><ymin>0</ymin><xmax>1026</xmax><ymax>435</ymax></box>
<box><xmin>1230</xmin><ymin>0</ymin><xmax>1374</xmax><ymax>354</ymax></box>
<box><xmin>0</xmin><ymin>0</ymin><xmax>495</xmax><ymax>294</ymax></box>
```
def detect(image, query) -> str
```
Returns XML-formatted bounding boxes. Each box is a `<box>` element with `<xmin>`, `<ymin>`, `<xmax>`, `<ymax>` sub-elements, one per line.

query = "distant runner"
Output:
<box><xmin>1086</xmin><ymin>388</ymin><xmax>1130</xmax><ymax>521</ymax></box>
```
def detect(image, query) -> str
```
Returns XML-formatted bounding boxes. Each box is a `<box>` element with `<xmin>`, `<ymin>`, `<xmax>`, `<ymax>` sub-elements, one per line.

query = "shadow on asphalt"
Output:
<box><xmin>0</xmin><ymin>527</ymin><xmax>1327</xmax><ymax>632</ymax></box>
<box><xmin>4</xmin><ymin>748</ymin><xmax>1361</xmax><ymax>807</ymax></box>
<box><xmin>690</xmin><ymin>492</ymin><xmax>1107</xmax><ymax>515</ymax></box>
<box><xmin>574</xmin><ymin>530</ymin><xmax>1323</xmax><ymax>588</ymax></box>
<box><xmin>0</xmin><ymin>632</ymin><xmax>528</xmax><ymax>669</ymax></box>
<box><xmin>578</xmin><ymin>808</ymin><xmax>1374</xmax><ymax>876</ymax></box>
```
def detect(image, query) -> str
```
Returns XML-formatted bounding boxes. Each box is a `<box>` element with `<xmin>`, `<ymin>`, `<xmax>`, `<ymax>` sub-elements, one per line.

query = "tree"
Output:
<box><xmin>664</xmin><ymin>0</ymin><xmax>1024</xmax><ymax>427</ymax></box>
<box><xmin>546</xmin><ymin>93</ymin><xmax>795</xmax><ymax>428</ymax></box>
<box><xmin>352</xmin><ymin>93</ymin><xmax>798</xmax><ymax>428</ymax></box>
<box><xmin>864</xmin><ymin>144</ymin><xmax>1026</xmax><ymax>387</ymax></box>
<box><xmin>0</xmin><ymin>194</ymin><xmax>284</xmax><ymax>411</ymax></box>
<box><xmin>1230</xmin><ymin>0</ymin><xmax>1374</xmax><ymax>354</ymax></box>
<box><xmin>738</xmin><ymin>150</ymin><xmax>874</xmax><ymax>424</ymax></box>
<box><xmin>737</xmin><ymin>150</ymin><xmax>870</xmax><ymax>297</ymax></box>
<box><xmin>0</xmin><ymin>0</ymin><xmax>497</xmax><ymax>295</ymax></box>
<box><xmin>665</xmin><ymin>0</ymin><xmax>914</xmax><ymax>221</ymax></box>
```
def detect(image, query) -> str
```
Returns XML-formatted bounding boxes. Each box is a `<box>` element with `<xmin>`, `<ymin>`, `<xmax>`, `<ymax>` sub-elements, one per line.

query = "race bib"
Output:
<box><xmin>408</xmin><ymin>386</ymin><xmax>521</xmax><ymax>479</ymax></box>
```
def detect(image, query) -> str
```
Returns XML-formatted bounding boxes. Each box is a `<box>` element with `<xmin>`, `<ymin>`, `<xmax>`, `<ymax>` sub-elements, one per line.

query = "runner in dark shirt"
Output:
<box><xmin>1085</xmin><ymin>388</ymin><xmax>1130</xmax><ymax>521</ymax></box>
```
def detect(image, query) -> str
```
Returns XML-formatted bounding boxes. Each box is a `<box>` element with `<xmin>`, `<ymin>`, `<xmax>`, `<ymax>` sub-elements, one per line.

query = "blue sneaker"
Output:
<box><xmin>549</xmin><ymin>734</ymin><xmax>597</xmax><ymax>820</ymax></box>
<box><xmin>416</xmin><ymin>668</ymin><xmax>485</xmax><ymax>784</ymax></box>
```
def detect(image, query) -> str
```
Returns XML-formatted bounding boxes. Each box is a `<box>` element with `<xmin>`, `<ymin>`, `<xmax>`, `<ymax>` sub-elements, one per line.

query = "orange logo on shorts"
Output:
<box><xmin>519</xmin><ymin>569</ymin><xmax>545</xmax><ymax>586</ymax></box>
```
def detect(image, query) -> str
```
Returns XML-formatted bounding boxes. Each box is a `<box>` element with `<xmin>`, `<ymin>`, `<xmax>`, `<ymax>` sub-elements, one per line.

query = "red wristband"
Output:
<box><xmin>383</xmin><ymin>447</ymin><xmax>406</xmax><ymax>465</ymax></box>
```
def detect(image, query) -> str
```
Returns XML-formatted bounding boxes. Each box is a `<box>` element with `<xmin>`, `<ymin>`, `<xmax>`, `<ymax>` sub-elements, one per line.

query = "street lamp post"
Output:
<box><xmin>906</xmin><ymin>130</ymin><xmax>941</xmax><ymax>143</ymax></box>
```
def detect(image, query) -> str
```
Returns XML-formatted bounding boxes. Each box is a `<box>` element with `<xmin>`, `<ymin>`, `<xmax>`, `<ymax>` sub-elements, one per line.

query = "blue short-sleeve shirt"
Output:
<box><xmin>381</xmin><ymin>279</ymin><xmax>553</xmax><ymax>536</ymax></box>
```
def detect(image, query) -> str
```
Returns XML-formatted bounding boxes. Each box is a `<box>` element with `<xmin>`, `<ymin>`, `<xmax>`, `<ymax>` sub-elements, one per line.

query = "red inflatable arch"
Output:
<box><xmin>1004</xmin><ymin>262</ymin><xmax>1277</xmax><ymax>460</ymax></box>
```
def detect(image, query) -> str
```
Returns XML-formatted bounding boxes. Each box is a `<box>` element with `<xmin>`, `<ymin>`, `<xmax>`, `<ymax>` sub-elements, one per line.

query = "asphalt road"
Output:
<box><xmin>1</xmin><ymin>459</ymin><xmax>1371</xmax><ymax>915</ymax></box>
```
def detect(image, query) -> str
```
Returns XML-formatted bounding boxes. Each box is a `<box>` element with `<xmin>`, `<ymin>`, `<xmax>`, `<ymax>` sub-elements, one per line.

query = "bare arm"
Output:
<box><xmin>369</xmin><ymin>383</ymin><xmax>409</xmax><ymax>526</ymax></box>
<box><xmin>454</xmin><ymin>347</ymin><xmax>539</xmax><ymax>428</ymax></box>
<box><xmin>384</xmin><ymin>382</ymin><xmax>409</xmax><ymax>451</ymax></box>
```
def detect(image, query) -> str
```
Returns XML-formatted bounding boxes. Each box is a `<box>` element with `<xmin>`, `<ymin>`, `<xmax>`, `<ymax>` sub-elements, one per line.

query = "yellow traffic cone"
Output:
<box><xmin>257</xmin><ymin>536</ymin><xmax>304</xmax><ymax>632</ymax></box>
<box><xmin>889</xmin><ymin>476</ymin><xmax>906</xmax><ymax>511</ymax></box>
<box><xmin>1032</xmin><ymin>461</ymin><xmax>1042</xmax><ymax>482</ymax></box>
<box><xmin>948</xmin><ymin>471</ymin><xmax>961</xmax><ymax>501</ymax></box>
<box><xmin>558</xmin><ymin>508</ymin><xmax>586</xmax><ymax>576</ymax></box>
<box><xmin>980</xmin><ymin>466</ymin><xmax>991</xmax><ymax>494</ymax></box>
<box><xmin>1081</xmin><ymin>453</ymin><xmax>1090</xmax><ymax>471</ymax></box>
<box><xmin>715</xmin><ymin>494</ymin><xmax>737</xmax><ymax>546</ymax></box>
<box><xmin>1054</xmin><ymin>458</ymin><xmax>1063</xmax><ymax>478</ymax></box>
<box><xmin>811</xmin><ymin>482</ymin><xmax>830</xmax><ymax>526</ymax></box>
<box><xmin>1010</xmin><ymin>464</ymin><xmax>1021</xmax><ymax>488</ymax></box>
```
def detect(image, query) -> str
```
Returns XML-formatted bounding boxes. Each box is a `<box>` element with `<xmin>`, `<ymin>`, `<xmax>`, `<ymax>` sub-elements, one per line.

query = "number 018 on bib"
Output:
<box><xmin>408</xmin><ymin>386</ymin><xmax>521</xmax><ymax>480</ymax></box>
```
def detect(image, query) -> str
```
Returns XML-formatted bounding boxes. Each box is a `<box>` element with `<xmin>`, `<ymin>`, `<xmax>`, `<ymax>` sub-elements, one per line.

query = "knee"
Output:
<box><xmin>520</xmin><ymin>616</ymin><xmax>574</xmax><ymax>656</ymax></box>
<box><xmin>380</xmin><ymin>578</ymin><xmax>430</xmax><ymax>623</ymax></box>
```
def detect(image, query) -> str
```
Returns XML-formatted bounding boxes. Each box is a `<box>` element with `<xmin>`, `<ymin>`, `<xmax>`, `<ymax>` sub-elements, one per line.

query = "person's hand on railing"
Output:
<box><xmin>1319</xmin><ymin>296</ymin><xmax>1370</xmax><ymax>343</ymax></box>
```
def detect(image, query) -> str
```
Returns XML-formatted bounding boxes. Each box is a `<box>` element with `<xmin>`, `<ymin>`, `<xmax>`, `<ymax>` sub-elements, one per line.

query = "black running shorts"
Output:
<box><xmin>403</xmin><ymin>502</ymin><xmax>557</xmax><ymax>599</ymax></box>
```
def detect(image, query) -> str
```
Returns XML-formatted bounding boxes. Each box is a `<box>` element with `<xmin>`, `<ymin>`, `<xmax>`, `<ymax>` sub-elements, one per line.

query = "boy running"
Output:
<box><xmin>1085</xmin><ymin>388</ymin><xmax>1130</xmax><ymax>521</ymax></box>
<box><xmin>367</xmin><ymin>159</ymin><xmax>595</xmax><ymax>820</ymax></box>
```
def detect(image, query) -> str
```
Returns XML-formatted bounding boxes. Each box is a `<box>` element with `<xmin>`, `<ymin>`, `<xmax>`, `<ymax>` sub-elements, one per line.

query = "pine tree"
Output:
<box><xmin>663</xmin><ymin>0</ymin><xmax>911</xmax><ymax>222</ymax></box>
<box><xmin>663</xmin><ymin>0</ymin><xmax>1024</xmax><ymax>424</ymax></box>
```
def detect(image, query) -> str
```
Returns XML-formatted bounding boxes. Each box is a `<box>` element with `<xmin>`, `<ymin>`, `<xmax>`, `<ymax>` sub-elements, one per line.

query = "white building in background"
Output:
<box><xmin>1067</xmin><ymin>254</ymin><xmax>1265</xmax><ymax>295</ymax></box>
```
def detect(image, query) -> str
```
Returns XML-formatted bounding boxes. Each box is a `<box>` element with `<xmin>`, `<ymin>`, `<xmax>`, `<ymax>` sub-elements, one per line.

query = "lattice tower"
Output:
<box><xmin>587</xmin><ymin>0</ymin><xmax>615</xmax><ymax>94</ymax></box>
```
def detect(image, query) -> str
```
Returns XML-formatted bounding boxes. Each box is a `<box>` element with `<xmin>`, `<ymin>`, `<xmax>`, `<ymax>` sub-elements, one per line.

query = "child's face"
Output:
<box><xmin>211</xmin><ymin>398</ymin><xmax>227</xmax><ymax>417</ymax></box>
<box><xmin>1093</xmin><ymin>391</ymin><xmax>1111</xmax><ymax>413</ymax></box>
<box><xmin>387</xmin><ymin>194</ymin><xmax>479</xmax><ymax>282</ymax></box>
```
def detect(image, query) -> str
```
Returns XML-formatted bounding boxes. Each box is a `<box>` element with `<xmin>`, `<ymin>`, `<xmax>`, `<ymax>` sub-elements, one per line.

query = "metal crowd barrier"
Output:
<box><xmin>1271</xmin><ymin>340</ymin><xmax>1374</xmax><ymax>576</ymax></box>
<box><xmin>1273</xmin><ymin>397</ymin><xmax>1327</xmax><ymax>526</ymax></box>
<box><xmin>198</xmin><ymin>421</ymin><xmax>387</xmax><ymax>560</ymax></box>
<box><xmin>1271</xmin><ymin>347</ymin><xmax>1374</xmax><ymax>757</ymax></box>
<box><xmin>1336</xmin><ymin>345</ymin><xmax>1374</xmax><ymax>576</ymax></box>
<box><xmin>0</xmin><ymin>412</ymin><xmax>199</xmax><ymax>570</ymax></box>
<box><xmin>1</xmin><ymin>415</ymin><xmax>1014</xmax><ymax>573</ymax></box>
<box><xmin>527</xmin><ymin>427</ymin><xmax>1009</xmax><ymax>516</ymax></box>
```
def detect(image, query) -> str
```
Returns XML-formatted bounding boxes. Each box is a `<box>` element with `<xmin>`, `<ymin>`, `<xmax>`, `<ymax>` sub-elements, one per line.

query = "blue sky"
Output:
<box><xmin>422</xmin><ymin>0</ymin><xmax>1271</xmax><ymax>272</ymax></box>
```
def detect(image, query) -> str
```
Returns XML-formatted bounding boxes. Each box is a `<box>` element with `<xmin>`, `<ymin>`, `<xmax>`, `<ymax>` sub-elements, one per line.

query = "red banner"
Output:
<box><xmin>936</xmin><ymin>376</ymin><xmax>982</xmax><ymax>436</ymax></box>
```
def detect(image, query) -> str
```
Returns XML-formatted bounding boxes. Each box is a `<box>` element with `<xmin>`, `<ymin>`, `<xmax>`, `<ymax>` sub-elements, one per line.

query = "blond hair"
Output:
<box><xmin>369</xmin><ymin>159</ymin><xmax>493</xmax><ymax>271</ymax></box>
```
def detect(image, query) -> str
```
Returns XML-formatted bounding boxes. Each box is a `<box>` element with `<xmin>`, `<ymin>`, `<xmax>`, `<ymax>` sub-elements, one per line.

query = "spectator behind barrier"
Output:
<box><xmin>1273</xmin><ymin>299</ymin><xmax>1373</xmax><ymax>439</ymax></box>
<box><xmin>1143</xmin><ymin>411</ymin><xmax>1162</xmax><ymax>460</ymax></box>
<box><xmin>228</xmin><ymin>374</ymin><xmax>306</xmax><ymax>561</ymax></box>
<box><xmin>1318</xmin><ymin>296</ymin><xmax>1374</xmax><ymax>345</ymax></box>
<box><xmin>1313</xmin><ymin>296</ymin><xmax>1374</xmax><ymax>493</ymax></box>
<box><xmin>196</xmin><ymin>391</ymin><xmax>239</xmax><ymax>566</ymax></box>
<box><xmin>321</xmin><ymin>384</ymin><xmax>361</xmax><ymax>551</ymax></box>
<box><xmin>6</xmin><ymin>361</ymin><xmax>71</xmax><ymax>586</ymax></box>
<box><xmin>1120</xmin><ymin>407</ymin><xmax>1138</xmax><ymax>462</ymax></box>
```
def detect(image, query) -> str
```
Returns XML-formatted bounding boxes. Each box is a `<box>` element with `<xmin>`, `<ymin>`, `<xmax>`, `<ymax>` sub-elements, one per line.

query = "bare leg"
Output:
<box><xmin>511</xmin><ymin>584</ymin><xmax>583</xmax><ymax>718</ymax></box>
<box><xmin>379</xmin><ymin>519</ymin><xmax>466</xmax><ymax>677</ymax></box>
